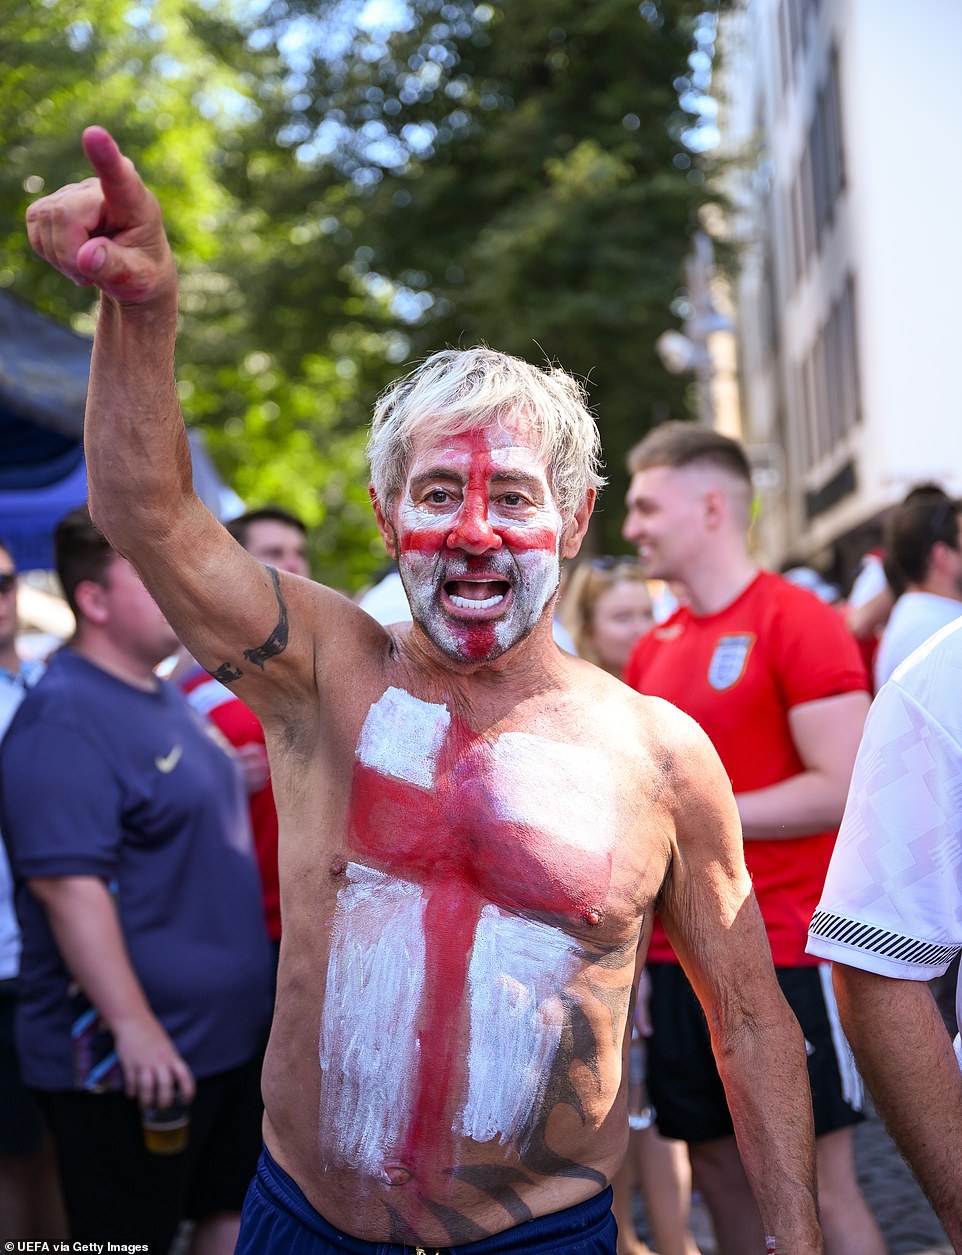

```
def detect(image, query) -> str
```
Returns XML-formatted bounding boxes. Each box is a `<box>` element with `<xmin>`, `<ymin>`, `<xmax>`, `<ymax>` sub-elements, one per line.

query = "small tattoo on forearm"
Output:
<box><xmin>243</xmin><ymin>567</ymin><xmax>290</xmax><ymax>670</ymax></box>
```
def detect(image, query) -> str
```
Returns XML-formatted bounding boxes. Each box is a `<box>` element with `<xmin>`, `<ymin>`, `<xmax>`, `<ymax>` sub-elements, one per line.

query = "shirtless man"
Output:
<box><xmin>26</xmin><ymin>128</ymin><xmax>824</xmax><ymax>1253</ymax></box>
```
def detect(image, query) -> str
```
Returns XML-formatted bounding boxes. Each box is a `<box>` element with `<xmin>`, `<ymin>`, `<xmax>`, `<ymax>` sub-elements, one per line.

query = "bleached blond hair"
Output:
<box><xmin>367</xmin><ymin>347</ymin><xmax>606</xmax><ymax>523</ymax></box>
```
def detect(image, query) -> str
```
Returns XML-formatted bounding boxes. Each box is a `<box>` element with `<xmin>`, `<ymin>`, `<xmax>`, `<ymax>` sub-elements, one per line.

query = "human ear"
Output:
<box><xmin>561</xmin><ymin>489</ymin><xmax>596</xmax><ymax>560</ymax></box>
<box><xmin>369</xmin><ymin>485</ymin><xmax>398</xmax><ymax>558</ymax></box>
<box><xmin>73</xmin><ymin>579</ymin><xmax>110</xmax><ymax>626</ymax></box>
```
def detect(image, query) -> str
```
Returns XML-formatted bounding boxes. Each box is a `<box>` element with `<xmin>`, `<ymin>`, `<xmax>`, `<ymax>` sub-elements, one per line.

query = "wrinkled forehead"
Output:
<box><xmin>403</xmin><ymin>414</ymin><xmax>553</xmax><ymax>482</ymax></box>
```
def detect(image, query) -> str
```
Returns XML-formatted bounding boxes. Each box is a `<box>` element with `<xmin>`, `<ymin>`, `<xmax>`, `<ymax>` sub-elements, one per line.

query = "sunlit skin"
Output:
<box><xmin>376</xmin><ymin>425</ymin><xmax>566</xmax><ymax>664</ymax></box>
<box><xmin>22</xmin><ymin>126</ymin><xmax>827</xmax><ymax>1249</ymax></box>
<box><xmin>622</xmin><ymin>465</ymin><xmax>713</xmax><ymax>586</ymax></box>
<box><xmin>83</xmin><ymin>556</ymin><xmax>181</xmax><ymax>685</ymax></box>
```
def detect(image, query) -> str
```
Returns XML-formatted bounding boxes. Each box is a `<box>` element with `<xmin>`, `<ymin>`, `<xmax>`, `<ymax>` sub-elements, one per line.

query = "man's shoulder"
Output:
<box><xmin>754</xmin><ymin>570</ymin><xmax>838</xmax><ymax>624</ymax></box>
<box><xmin>884</xmin><ymin>592</ymin><xmax>962</xmax><ymax>649</ymax></box>
<box><xmin>889</xmin><ymin>616</ymin><xmax>962</xmax><ymax>730</ymax></box>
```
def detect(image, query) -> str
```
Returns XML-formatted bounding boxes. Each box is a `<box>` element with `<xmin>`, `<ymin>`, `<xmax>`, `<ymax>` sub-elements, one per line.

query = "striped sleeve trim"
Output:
<box><xmin>809</xmin><ymin>910</ymin><xmax>960</xmax><ymax>969</ymax></box>
<box><xmin>184</xmin><ymin>677</ymin><xmax>234</xmax><ymax>716</ymax></box>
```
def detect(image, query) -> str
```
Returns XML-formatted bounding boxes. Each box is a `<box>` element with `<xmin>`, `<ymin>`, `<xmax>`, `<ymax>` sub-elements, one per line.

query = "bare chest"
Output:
<box><xmin>347</xmin><ymin>685</ymin><xmax>625</xmax><ymax>930</ymax></box>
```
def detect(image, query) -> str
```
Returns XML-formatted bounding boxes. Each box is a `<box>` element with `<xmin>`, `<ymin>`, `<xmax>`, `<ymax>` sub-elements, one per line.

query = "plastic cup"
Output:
<box><xmin>141</xmin><ymin>1092</ymin><xmax>190</xmax><ymax>1155</ymax></box>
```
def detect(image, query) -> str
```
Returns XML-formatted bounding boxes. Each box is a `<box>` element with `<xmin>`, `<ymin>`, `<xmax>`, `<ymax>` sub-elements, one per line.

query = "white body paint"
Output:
<box><xmin>318</xmin><ymin>863</ymin><xmax>426</xmax><ymax>1175</ymax></box>
<box><xmin>319</xmin><ymin>866</ymin><xmax>581</xmax><ymax>1170</ymax></box>
<box><xmin>490</xmin><ymin>732</ymin><xmax>618</xmax><ymax>856</ymax></box>
<box><xmin>458</xmin><ymin>905</ymin><xmax>580</xmax><ymax>1146</ymax></box>
<box><xmin>355</xmin><ymin>686</ymin><xmax>450</xmax><ymax>788</ymax></box>
<box><xmin>318</xmin><ymin>689</ymin><xmax>618</xmax><ymax>1173</ymax></box>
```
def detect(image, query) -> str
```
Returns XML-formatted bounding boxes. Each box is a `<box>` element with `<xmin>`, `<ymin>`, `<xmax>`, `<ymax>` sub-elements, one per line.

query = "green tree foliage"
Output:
<box><xmin>1</xmin><ymin>0</ymin><xmax>387</xmax><ymax>589</ymax></box>
<box><xmin>1</xmin><ymin>0</ymin><xmax>727</xmax><ymax>579</ymax></box>
<box><xmin>235</xmin><ymin>0</ymin><xmax>729</xmax><ymax>550</ymax></box>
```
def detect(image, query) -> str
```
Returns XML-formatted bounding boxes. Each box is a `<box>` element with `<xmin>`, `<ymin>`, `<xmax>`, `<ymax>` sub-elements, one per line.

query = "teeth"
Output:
<box><xmin>449</xmin><ymin>593</ymin><xmax>504</xmax><ymax>610</ymax></box>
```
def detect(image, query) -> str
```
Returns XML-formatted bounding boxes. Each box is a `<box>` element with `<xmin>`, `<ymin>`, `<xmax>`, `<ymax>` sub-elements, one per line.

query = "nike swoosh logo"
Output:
<box><xmin>155</xmin><ymin>745</ymin><xmax>183</xmax><ymax>774</ymax></box>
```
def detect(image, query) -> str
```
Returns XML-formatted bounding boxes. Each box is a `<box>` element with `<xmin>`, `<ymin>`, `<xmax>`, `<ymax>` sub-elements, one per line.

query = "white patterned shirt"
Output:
<box><xmin>808</xmin><ymin>618</ymin><xmax>962</xmax><ymax>1065</ymax></box>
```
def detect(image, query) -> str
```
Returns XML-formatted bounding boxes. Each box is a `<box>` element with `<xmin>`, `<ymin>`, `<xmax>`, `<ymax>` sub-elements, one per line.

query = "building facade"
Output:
<box><xmin>718</xmin><ymin>0</ymin><xmax>962</xmax><ymax>581</ymax></box>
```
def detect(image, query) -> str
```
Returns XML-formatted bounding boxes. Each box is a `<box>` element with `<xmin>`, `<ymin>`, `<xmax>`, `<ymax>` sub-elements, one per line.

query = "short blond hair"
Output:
<box><xmin>367</xmin><ymin>347</ymin><xmax>606</xmax><ymax>524</ymax></box>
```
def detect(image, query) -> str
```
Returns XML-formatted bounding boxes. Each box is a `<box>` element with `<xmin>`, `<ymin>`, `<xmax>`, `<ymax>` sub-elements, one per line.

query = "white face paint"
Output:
<box><xmin>392</xmin><ymin>426</ymin><xmax>565</xmax><ymax>663</ymax></box>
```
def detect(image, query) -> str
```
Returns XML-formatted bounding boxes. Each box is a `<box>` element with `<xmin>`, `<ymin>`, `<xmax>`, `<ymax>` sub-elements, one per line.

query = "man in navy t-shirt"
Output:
<box><xmin>0</xmin><ymin>507</ymin><xmax>273</xmax><ymax>1253</ymax></box>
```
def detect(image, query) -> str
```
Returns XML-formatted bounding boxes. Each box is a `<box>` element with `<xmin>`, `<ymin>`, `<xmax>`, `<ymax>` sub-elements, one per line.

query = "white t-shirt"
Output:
<box><xmin>808</xmin><ymin>617</ymin><xmax>962</xmax><ymax>1065</ymax></box>
<box><xmin>874</xmin><ymin>590</ymin><xmax>962</xmax><ymax>689</ymax></box>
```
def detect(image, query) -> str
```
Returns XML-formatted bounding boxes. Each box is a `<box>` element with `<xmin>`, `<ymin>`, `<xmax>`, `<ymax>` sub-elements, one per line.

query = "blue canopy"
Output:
<box><xmin>0</xmin><ymin>293</ymin><xmax>241</xmax><ymax>570</ymax></box>
<box><xmin>0</xmin><ymin>293</ymin><xmax>89</xmax><ymax>570</ymax></box>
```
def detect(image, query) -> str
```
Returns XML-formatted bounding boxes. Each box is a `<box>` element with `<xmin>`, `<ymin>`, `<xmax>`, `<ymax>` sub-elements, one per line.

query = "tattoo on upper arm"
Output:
<box><xmin>208</xmin><ymin>568</ymin><xmax>290</xmax><ymax>687</ymax></box>
<box><xmin>243</xmin><ymin>567</ymin><xmax>290</xmax><ymax>670</ymax></box>
<box><xmin>211</xmin><ymin>661</ymin><xmax>243</xmax><ymax>685</ymax></box>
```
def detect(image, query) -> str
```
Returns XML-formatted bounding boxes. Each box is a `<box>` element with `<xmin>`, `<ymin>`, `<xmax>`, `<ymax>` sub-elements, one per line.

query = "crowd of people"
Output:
<box><xmin>0</xmin><ymin>125</ymin><xmax>957</xmax><ymax>1255</ymax></box>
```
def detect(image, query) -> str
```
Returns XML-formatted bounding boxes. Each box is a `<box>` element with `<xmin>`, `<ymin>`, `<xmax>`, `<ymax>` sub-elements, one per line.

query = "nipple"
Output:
<box><xmin>584</xmin><ymin>907</ymin><xmax>603</xmax><ymax>926</ymax></box>
<box><xmin>329</xmin><ymin>858</ymin><xmax>347</xmax><ymax>877</ymax></box>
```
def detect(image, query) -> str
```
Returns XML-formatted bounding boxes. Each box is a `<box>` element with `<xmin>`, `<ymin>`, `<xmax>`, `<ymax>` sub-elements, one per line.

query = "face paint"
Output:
<box><xmin>393</xmin><ymin>428</ymin><xmax>564</xmax><ymax>663</ymax></box>
<box><xmin>318</xmin><ymin>689</ymin><xmax>617</xmax><ymax>1191</ymax></box>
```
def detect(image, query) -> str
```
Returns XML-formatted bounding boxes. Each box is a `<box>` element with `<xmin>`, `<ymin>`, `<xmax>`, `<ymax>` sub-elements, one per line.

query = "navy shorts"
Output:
<box><xmin>646</xmin><ymin>962</ymin><xmax>865</xmax><ymax>1144</ymax></box>
<box><xmin>236</xmin><ymin>1146</ymin><xmax>617</xmax><ymax>1254</ymax></box>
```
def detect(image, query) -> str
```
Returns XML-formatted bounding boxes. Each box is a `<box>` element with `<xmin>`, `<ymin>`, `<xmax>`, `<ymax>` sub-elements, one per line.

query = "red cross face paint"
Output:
<box><xmin>393</xmin><ymin>424</ymin><xmax>564</xmax><ymax>663</ymax></box>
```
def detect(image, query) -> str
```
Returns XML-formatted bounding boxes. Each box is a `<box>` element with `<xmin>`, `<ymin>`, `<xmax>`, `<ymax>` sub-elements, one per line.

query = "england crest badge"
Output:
<box><xmin>708</xmin><ymin>633</ymin><xmax>755</xmax><ymax>691</ymax></box>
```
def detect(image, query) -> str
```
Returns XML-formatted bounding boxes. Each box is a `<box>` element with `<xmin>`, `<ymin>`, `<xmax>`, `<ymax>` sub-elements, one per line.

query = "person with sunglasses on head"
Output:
<box><xmin>0</xmin><ymin>543</ymin><xmax>68</xmax><ymax>1241</ymax></box>
<box><xmin>561</xmin><ymin>560</ymin><xmax>701</xmax><ymax>1255</ymax></box>
<box><xmin>873</xmin><ymin>484</ymin><xmax>962</xmax><ymax>690</ymax></box>
<box><xmin>559</xmin><ymin>558</ymin><xmax>654</xmax><ymax>678</ymax></box>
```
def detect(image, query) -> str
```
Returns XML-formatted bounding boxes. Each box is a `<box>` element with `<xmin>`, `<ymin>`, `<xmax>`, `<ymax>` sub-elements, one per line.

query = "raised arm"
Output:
<box><xmin>26</xmin><ymin>128</ymin><xmax>374</xmax><ymax>713</ymax></box>
<box><xmin>654</xmin><ymin>705</ymin><xmax>824</xmax><ymax>1252</ymax></box>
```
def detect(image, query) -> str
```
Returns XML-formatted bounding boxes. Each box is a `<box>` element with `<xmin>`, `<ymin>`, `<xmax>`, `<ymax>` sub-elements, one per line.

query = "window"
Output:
<box><xmin>796</xmin><ymin>275</ymin><xmax>862</xmax><ymax>471</ymax></box>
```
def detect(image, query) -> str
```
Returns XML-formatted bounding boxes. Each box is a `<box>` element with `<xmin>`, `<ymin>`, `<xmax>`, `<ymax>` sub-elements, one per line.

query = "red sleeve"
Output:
<box><xmin>769</xmin><ymin>583</ymin><xmax>869</xmax><ymax>709</ymax></box>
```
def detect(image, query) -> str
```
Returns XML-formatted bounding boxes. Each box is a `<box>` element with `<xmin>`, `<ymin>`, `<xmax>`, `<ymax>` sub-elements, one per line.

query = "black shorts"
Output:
<box><xmin>646</xmin><ymin>962</ymin><xmax>864</xmax><ymax>1145</ymax></box>
<box><xmin>36</xmin><ymin>1051</ymin><xmax>264</xmax><ymax>1251</ymax></box>
<box><xmin>0</xmin><ymin>981</ymin><xmax>49</xmax><ymax>1154</ymax></box>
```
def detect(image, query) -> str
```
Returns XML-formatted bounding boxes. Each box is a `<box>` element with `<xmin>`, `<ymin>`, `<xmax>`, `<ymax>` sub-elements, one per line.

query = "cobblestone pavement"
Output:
<box><xmin>853</xmin><ymin>1100</ymin><xmax>951</xmax><ymax>1255</ymax></box>
<box><xmin>630</xmin><ymin>1099</ymin><xmax>952</xmax><ymax>1255</ymax></box>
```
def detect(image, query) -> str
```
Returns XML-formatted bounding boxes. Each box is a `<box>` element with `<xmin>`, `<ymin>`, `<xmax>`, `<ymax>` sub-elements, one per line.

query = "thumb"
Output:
<box><xmin>75</xmin><ymin>235</ymin><xmax>161</xmax><ymax>304</ymax></box>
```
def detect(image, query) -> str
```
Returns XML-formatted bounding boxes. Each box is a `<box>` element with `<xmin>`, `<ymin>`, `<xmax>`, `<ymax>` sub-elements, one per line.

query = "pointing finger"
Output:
<box><xmin>81</xmin><ymin>125</ymin><xmax>154</xmax><ymax>230</ymax></box>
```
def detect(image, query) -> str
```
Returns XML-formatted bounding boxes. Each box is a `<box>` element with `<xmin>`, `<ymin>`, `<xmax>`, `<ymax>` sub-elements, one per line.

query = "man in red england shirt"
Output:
<box><xmin>622</xmin><ymin>422</ymin><xmax>883</xmax><ymax>1255</ymax></box>
<box><xmin>181</xmin><ymin>508</ymin><xmax>310</xmax><ymax>966</ymax></box>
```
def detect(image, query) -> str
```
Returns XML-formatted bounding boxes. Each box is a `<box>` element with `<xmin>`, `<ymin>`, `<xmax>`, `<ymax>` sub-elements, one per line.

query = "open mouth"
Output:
<box><xmin>443</xmin><ymin>577</ymin><xmax>512</xmax><ymax>613</ymax></box>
